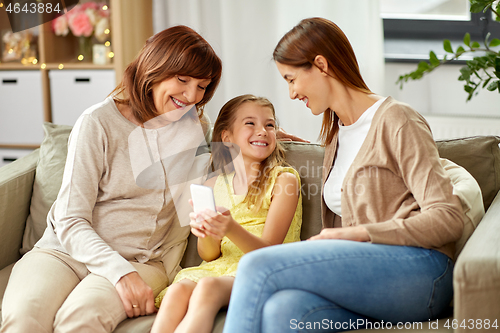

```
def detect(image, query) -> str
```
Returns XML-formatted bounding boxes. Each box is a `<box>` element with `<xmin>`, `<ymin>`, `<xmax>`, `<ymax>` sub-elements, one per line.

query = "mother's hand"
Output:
<box><xmin>308</xmin><ymin>226</ymin><xmax>371</xmax><ymax>242</ymax></box>
<box><xmin>115</xmin><ymin>271</ymin><xmax>156</xmax><ymax>318</ymax></box>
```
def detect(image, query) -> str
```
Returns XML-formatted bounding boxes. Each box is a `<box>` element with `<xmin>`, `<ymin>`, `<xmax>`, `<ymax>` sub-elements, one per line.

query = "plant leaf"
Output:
<box><xmin>417</xmin><ymin>61</ymin><xmax>430</xmax><ymax>71</ymax></box>
<box><xmin>460</xmin><ymin>67</ymin><xmax>472</xmax><ymax>82</ymax></box>
<box><xmin>471</xmin><ymin>41</ymin><xmax>481</xmax><ymax>49</ymax></box>
<box><xmin>490</xmin><ymin>38</ymin><xmax>500</xmax><ymax>47</ymax></box>
<box><xmin>456</xmin><ymin>46</ymin><xmax>466</xmax><ymax>54</ymax></box>
<box><xmin>429</xmin><ymin>51</ymin><xmax>440</xmax><ymax>66</ymax></box>
<box><xmin>487</xmin><ymin>80</ymin><xmax>499</xmax><ymax>91</ymax></box>
<box><xmin>470</xmin><ymin>3</ymin><xmax>485</xmax><ymax>13</ymax></box>
<box><xmin>463</xmin><ymin>33</ymin><xmax>471</xmax><ymax>46</ymax></box>
<box><xmin>443</xmin><ymin>40</ymin><xmax>453</xmax><ymax>53</ymax></box>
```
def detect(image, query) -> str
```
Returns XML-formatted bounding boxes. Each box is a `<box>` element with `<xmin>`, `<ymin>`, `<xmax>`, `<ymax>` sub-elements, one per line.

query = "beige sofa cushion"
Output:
<box><xmin>281</xmin><ymin>142</ymin><xmax>325</xmax><ymax>240</ymax></box>
<box><xmin>0</xmin><ymin>151</ymin><xmax>38</xmax><ymax>270</ymax></box>
<box><xmin>20</xmin><ymin>123</ymin><xmax>72</xmax><ymax>254</ymax></box>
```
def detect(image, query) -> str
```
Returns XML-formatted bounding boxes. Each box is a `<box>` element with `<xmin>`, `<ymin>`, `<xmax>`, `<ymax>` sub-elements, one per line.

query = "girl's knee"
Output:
<box><xmin>194</xmin><ymin>277</ymin><xmax>221</xmax><ymax>296</ymax></box>
<box><xmin>167</xmin><ymin>280</ymin><xmax>195</xmax><ymax>300</ymax></box>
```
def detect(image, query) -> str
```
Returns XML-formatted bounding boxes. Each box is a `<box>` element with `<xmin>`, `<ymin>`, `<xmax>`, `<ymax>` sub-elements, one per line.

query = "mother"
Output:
<box><xmin>223</xmin><ymin>17</ymin><xmax>465</xmax><ymax>332</ymax></box>
<box><xmin>1</xmin><ymin>25</ymin><xmax>222</xmax><ymax>333</ymax></box>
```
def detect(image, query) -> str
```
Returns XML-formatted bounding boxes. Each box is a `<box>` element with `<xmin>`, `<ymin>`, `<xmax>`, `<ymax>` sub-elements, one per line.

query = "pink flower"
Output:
<box><xmin>68</xmin><ymin>12</ymin><xmax>94</xmax><ymax>37</ymax></box>
<box><xmin>52</xmin><ymin>15</ymin><xmax>69</xmax><ymax>36</ymax></box>
<box><xmin>65</xmin><ymin>5</ymin><xmax>82</xmax><ymax>23</ymax></box>
<box><xmin>52</xmin><ymin>2</ymin><xmax>110</xmax><ymax>38</ymax></box>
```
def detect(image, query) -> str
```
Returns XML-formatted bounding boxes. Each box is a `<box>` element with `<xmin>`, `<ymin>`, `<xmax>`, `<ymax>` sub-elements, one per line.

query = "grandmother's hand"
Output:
<box><xmin>277</xmin><ymin>128</ymin><xmax>310</xmax><ymax>143</ymax></box>
<box><xmin>115</xmin><ymin>272</ymin><xmax>156</xmax><ymax>318</ymax></box>
<box><xmin>308</xmin><ymin>226</ymin><xmax>371</xmax><ymax>242</ymax></box>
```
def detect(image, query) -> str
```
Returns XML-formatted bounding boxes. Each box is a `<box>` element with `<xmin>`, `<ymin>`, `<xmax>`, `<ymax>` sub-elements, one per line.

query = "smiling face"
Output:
<box><xmin>152</xmin><ymin>75</ymin><xmax>211</xmax><ymax>116</ymax></box>
<box><xmin>222</xmin><ymin>102</ymin><xmax>277</xmax><ymax>164</ymax></box>
<box><xmin>276</xmin><ymin>61</ymin><xmax>332</xmax><ymax>116</ymax></box>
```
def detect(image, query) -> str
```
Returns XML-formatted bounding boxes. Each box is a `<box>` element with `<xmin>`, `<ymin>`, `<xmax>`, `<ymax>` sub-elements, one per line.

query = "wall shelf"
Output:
<box><xmin>0</xmin><ymin>0</ymin><xmax>153</xmax><ymax>150</ymax></box>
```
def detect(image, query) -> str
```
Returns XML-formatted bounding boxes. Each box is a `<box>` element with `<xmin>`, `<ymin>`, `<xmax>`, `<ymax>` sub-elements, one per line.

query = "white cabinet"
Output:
<box><xmin>0</xmin><ymin>71</ymin><xmax>45</xmax><ymax>145</ymax></box>
<box><xmin>0</xmin><ymin>148</ymin><xmax>34</xmax><ymax>168</ymax></box>
<box><xmin>49</xmin><ymin>70</ymin><xmax>115</xmax><ymax>126</ymax></box>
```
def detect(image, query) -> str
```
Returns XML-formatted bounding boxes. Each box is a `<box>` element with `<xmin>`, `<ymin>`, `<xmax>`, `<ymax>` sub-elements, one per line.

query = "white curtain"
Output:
<box><xmin>153</xmin><ymin>0</ymin><xmax>384</xmax><ymax>143</ymax></box>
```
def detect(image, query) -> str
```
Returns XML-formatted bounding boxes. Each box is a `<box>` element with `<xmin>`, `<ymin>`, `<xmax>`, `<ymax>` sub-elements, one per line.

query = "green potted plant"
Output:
<box><xmin>397</xmin><ymin>0</ymin><xmax>500</xmax><ymax>101</ymax></box>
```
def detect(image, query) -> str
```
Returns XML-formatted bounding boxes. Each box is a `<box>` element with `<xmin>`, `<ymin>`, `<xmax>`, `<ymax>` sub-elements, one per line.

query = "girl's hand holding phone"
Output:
<box><xmin>196</xmin><ymin>206</ymin><xmax>233</xmax><ymax>240</ymax></box>
<box><xmin>190</xmin><ymin>207</ymin><xmax>235</xmax><ymax>241</ymax></box>
<box><xmin>189</xmin><ymin>210</ymin><xmax>207</xmax><ymax>238</ymax></box>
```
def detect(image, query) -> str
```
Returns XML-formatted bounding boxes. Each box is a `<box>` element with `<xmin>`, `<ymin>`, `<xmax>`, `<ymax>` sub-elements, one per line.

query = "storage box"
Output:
<box><xmin>49</xmin><ymin>70</ymin><xmax>115</xmax><ymax>126</ymax></box>
<box><xmin>0</xmin><ymin>71</ymin><xmax>44</xmax><ymax>145</ymax></box>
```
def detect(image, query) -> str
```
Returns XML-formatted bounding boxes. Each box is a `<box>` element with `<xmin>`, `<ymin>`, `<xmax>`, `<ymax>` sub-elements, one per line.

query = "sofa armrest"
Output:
<box><xmin>0</xmin><ymin>150</ymin><xmax>39</xmax><ymax>271</ymax></box>
<box><xmin>453</xmin><ymin>190</ymin><xmax>500</xmax><ymax>331</ymax></box>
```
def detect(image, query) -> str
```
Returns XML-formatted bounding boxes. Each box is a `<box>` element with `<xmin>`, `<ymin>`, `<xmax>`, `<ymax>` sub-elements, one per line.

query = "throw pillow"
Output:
<box><xmin>440</xmin><ymin>158</ymin><xmax>485</xmax><ymax>259</ymax></box>
<box><xmin>437</xmin><ymin>136</ymin><xmax>500</xmax><ymax>210</ymax></box>
<box><xmin>20</xmin><ymin>122</ymin><xmax>72</xmax><ymax>254</ymax></box>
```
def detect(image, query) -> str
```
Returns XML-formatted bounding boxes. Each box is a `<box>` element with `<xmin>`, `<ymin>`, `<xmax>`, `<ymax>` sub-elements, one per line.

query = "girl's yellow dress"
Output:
<box><xmin>155</xmin><ymin>166</ymin><xmax>302</xmax><ymax>307</ymax></box>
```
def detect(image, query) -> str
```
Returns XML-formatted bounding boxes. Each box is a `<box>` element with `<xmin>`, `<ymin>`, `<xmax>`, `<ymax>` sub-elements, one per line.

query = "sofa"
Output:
<box><xmin>0</xmin><ymin>122</ymin><xmax>499</xmax><ymax>333</ymax></box>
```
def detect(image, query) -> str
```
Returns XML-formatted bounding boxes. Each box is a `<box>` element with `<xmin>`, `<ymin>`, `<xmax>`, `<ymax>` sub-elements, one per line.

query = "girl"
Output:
<box><xmin>223</xmin><ymin>18</ymin><xmax>466</xmax><ymax>333</ymax></box>
<box><xmin>150</xmin><ymin>95</ymin><xmax>303</xmax><ymax>333</ymax></box>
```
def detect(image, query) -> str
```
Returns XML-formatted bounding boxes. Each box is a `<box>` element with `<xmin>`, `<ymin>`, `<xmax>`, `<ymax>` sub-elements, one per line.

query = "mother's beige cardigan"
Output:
<box><xmin>321</xmin><ymin>97</ymin><xmax>464</xmax><ymax>259</ymax></box>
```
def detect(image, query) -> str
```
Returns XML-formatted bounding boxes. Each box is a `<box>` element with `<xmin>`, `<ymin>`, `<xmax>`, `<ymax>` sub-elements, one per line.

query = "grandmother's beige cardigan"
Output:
<box><xmin>36</xmin><ymin>97</ymin><xmax>210</xmax><ymax>286</ymax></box>
<box><xmin>321</xmin><ymin>97</ymin><xmax>464</xmax><ymax>259</ymax></box>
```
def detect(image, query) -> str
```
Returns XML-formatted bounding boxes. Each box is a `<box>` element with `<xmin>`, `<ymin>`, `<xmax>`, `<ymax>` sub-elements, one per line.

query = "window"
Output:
<box><xmin>381</xmin><ymin>0</ymin><xmax>470</xmax><ymax>21</ymax></box>
<box><xmin>381</xmin><ymin>0</ymin><xmax>500</xmax><ymax>62</ymax></box>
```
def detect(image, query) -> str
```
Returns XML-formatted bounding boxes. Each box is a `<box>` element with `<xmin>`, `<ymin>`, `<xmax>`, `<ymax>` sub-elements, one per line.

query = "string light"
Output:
<box><xmin>58</xmin><ymin>64</ymin><xmax>64</xmax><ymax>69</ymax></box>
<box><xmin>32</xmin><ymin>58</ymin><xmax>38</xmax><ymax>64</ymax></box>
<box><xmin>78</xmin><ymin>55</ymin><xmax>84</xmax><ymax>61</ymax></box>
<box><xmin>105</xmin><ymin>41</ymin><xmax>110</xmax><ymax>47</ymax></box>
<box><xmin>41</xmin><ymin>63</ymin><xmax>46</xmax><ymax>69</ymax></box>
<box><xmin>108</xmin><ymin>52</ymin><xmax>114</xmax><ymax>58</ymax></box>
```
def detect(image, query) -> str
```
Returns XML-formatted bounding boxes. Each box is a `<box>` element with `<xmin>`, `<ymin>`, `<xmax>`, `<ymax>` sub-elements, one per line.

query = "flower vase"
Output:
<box><xmin>78</xmin><ymin>36</ymin><xmax>93</xmax><ymax>62</ymax></box>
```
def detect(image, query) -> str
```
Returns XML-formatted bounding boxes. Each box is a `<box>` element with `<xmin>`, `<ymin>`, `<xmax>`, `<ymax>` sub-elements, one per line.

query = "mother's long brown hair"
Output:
<box><xmin>273</xmin><ymin>17</ymin><xmax>371</xmax><ymax>145</ymax></box>
<box><xmin>112</xmin><ymin>25</ymin><xmax>222</xmax><ymax>124</ymax></box>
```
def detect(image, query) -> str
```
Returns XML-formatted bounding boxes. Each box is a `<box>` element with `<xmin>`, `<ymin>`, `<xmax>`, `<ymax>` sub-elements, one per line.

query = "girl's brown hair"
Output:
<box><xmin>211</xmin><ymin>94</ymin><xmax>287</xmax><ymax>211</ymax></box>
<box><xmin>273</xmin><ymin>17</ymin><xmax>372</xmax><ymax>145</ymax></box>
<box><xmin>112</xmin><ymin>25</ymin><xmax>222</xmax><ymax>124</ymax></box>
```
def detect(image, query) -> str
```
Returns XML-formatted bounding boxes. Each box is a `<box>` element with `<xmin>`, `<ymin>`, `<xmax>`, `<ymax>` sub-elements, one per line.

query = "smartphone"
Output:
<box><xmin>190</xmin><ymin>184</ymin><xmax>216</xmax><ymax>216</ymax></box>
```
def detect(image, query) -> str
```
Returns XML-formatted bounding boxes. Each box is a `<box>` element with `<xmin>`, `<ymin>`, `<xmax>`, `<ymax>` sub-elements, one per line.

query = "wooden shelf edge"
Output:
<box><xmin>0</xmin><ymin>144</ymin><xmax>40</xmax><ymax>149</ymax></box>
<box><xmin>0</xmin><ymin>63</ymin><xmax>114</xmax><ymax>70</ymax></box>
<box><xmin>44</xmin><ymin>63</ymin><xmax>115</xmax><ymax>70</ymax></box>
<box><xmin>0</xmin><ymin>63</ymin><xmax>41</xmax><ymax>70</ymax></box>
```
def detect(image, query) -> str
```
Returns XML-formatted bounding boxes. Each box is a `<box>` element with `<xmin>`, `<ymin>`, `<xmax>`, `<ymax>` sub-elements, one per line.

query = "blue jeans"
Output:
<box><xmin>223</xmin><ymin>240</ymin><xmax>453</xmax><ymax>333</ymax></box>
